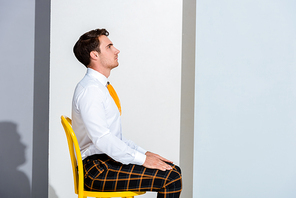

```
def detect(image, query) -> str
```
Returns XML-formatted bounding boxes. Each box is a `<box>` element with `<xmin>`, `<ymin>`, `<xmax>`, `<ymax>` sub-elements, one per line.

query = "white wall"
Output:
<box><xmin>194</xmin><ymin>0</ymin><xmax>296</xmax><ymax>197</ymax></box>
<box><xmin>50</xmin><ymin>1</ymin><xmax>183</xmax><ymax>198</ymax></box>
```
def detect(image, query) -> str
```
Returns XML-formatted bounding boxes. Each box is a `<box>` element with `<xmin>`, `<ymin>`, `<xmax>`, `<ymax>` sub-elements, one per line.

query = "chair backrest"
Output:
<box><xmin>61</xmin><ymin>116</ymin><xmax>84</xmax><ymax>196</ymax></box>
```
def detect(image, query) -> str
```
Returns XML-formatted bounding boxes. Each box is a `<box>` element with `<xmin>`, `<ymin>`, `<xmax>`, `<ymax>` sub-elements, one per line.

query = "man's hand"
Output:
<box><xmin>143</xmin><ymin>151</ymin><xmax>173</xmax><ymax>171</ymax></box>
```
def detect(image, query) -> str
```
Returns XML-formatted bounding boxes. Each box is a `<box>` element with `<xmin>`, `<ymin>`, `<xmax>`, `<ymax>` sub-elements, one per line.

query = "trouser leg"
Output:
<box><xmin>83</xmin><ymin>154</ymin><xmax>182</xmax><ymax>198</ymax></box>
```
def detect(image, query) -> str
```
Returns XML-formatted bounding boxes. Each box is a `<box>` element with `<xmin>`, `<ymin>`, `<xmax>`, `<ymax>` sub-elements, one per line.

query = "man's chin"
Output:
<box><xmin>111</xmin><ymin>64</ymin><xmax>119</xmax><ymax>69</ymax></box>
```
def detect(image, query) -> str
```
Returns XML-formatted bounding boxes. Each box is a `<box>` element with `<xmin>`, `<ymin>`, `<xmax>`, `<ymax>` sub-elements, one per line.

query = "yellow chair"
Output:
<box><xmin>61</xmin><ymin>115</ymin><xmax>146</xmax><ymax>198</ymax></box>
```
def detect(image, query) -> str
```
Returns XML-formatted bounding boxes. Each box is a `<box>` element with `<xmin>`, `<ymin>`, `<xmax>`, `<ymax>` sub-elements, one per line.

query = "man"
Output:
<box><xmin>72</xmin><ymin>28</ymin><xmax>182</xmax><ymax>198</ymax></box>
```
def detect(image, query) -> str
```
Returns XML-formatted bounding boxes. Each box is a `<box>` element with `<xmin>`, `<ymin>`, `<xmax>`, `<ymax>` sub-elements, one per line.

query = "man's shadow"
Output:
<box><xmin>0</xmin><ymin>122</ymin><xmax>30</xmax><ymax>197</ymax></box>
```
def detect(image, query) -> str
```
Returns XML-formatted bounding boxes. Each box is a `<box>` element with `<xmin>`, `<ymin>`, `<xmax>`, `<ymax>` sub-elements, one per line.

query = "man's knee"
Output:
<box><xmin>173</xmin><ymin>165</ymin><xmax>181</xmax><ymax>175</ymax></box>
<box><xmin>170</xmin><ymin>165</ymin><xmax>182</xmax><ymax>187</ymax></box>
<box><xmin>171</xmin><ymin>164</ymin><xmax>181</xmax><ymax>178</ymax></box>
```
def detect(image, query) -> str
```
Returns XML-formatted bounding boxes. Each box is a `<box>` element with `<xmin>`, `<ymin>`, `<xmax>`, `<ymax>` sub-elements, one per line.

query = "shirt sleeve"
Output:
<box><xmin>77</xmin><ymin>85</ymin><xmax>146</xmax><ymax>165</ymax></box>
<box><xmin>121</xmin><ymin>136</ymin><xmax>147</xmax><ymax>154</ymax></box>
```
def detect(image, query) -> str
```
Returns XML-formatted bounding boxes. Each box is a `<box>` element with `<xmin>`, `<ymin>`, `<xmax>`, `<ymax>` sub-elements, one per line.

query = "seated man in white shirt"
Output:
<box><xmin>72</xmin><ymin>28</ymin><xmax>182</xmax><ymax>198</ymax></box>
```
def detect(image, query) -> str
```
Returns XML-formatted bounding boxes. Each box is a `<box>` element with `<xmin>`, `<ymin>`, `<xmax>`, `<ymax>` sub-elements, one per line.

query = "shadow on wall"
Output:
<box><xmin>49</xmin><ymin>184</ymin><xmax>59</xmax><ymax>198</ymax></box>
<box><xmin>0</xmin><ymin>122</ymin><xmax>30</xmax><ymax>197</ymax></box>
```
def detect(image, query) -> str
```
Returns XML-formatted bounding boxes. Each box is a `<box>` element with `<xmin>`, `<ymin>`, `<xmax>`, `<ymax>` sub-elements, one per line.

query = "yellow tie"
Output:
<box><xmin>107</xmin><ymin>82</ymin><xmax>122</xmax><ymax>115</ymax></box>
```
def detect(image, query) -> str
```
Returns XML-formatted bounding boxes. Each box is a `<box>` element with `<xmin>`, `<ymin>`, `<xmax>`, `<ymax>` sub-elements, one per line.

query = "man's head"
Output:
<box><xmin>73</xmin><ymin>28</ymin><xmax>114</xmax><ymax>67</ymax></box>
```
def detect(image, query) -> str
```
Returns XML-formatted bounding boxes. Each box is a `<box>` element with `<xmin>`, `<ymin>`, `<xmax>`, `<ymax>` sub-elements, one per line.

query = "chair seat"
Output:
<box><xmin>83</xmin><ymin>190</ymin><xmax>146</xmax><ymax>197</ymax></box>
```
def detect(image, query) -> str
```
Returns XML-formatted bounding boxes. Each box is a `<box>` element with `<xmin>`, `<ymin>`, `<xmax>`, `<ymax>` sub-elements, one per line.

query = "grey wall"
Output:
<box><xmin>0</xmin><ymin>1</ymin><xmax>50</xmax><ymax>197</ymax></box>
<box><xmin>0</xmin><ymin>1</ymin><xmax>35</xmax><ymax>197</ymax></box>
<box><xmin>180</xmin><ymin>0</ymin><xmax>196</xmax><ymax>197</ymax></box>
<box><xmin>32</xmin><ymin>0</ymin><xmax>50</xmax><ymax>197</ymax></box>
<box><xmin>194</xmin><ymin>0</ymin><xmax>296</xmax><ymax>197</ymax></box>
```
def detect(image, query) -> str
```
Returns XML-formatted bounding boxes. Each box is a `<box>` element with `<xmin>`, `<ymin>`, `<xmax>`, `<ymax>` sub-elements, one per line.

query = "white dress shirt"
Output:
<box><xmin>72</xmin><ymin>68</ymin><xmax>147</xmax><ymax>165</ymax></box>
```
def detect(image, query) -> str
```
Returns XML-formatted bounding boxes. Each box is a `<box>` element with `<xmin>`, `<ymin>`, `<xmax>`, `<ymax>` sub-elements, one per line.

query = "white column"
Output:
<box><xmin>194</xmin><ymin>0</ymin><xmax>296</xmax><ymax>197</ymax></box>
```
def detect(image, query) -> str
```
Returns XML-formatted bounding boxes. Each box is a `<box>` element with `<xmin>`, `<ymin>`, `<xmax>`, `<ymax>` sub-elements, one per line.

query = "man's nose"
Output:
<box><xmin>115</xmin><ymin>48</ymin><xmax>120</xmax><ymax>54</ymax></box>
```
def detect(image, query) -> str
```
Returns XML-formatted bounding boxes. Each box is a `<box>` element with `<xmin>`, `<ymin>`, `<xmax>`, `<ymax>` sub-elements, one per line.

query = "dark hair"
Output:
<box><xmin>73</xmin><ymin>28</ymin><xmax>109</xmax><ymax>67</ymax></box>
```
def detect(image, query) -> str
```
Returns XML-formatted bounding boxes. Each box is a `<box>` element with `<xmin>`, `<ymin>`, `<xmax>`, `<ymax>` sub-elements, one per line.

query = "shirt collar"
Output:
<box><xmin>86</xmin><ymin>68</ymin><xmax>108</xmax><ymax>86</ymax></box>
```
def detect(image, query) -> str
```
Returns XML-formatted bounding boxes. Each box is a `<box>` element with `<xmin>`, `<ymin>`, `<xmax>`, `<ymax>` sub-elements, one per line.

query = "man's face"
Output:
<box><xmin>98</xmin><ymin>35</ymin><xmax>120</xmax><ymax>70</ymax></box>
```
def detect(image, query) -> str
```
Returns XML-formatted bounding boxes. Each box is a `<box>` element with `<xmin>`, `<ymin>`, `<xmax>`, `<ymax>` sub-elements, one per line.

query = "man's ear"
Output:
<box><xmin>90</xmin><ymin>51</ymin><xmax>99</xmax><ymax>60</ymax></box>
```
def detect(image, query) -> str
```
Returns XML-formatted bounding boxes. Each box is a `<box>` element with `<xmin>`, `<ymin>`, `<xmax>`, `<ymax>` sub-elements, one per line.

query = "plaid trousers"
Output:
<box><xmin>83</xmin><ymin>154</ymin><xmax>182</xmax><ymax>198</ymax></box>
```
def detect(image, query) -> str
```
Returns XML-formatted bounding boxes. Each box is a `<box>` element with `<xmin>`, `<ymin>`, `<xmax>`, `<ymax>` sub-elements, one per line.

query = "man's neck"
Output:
<box><xmin>87</xmin><ymin>65</ymin><xmax>110</xmax><ymax>78</ymax></box>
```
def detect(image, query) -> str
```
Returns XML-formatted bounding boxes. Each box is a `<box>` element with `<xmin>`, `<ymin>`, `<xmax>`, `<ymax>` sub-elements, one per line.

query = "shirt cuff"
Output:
<box><xmin>133</xmin><ymin>151</ymin><xmax>146</xmax><ymax>165</ymax></box>
<box><xmin>136</xmin><ymin>146</ymin><xmax>147</xmax><ymax>155</ymax></box>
